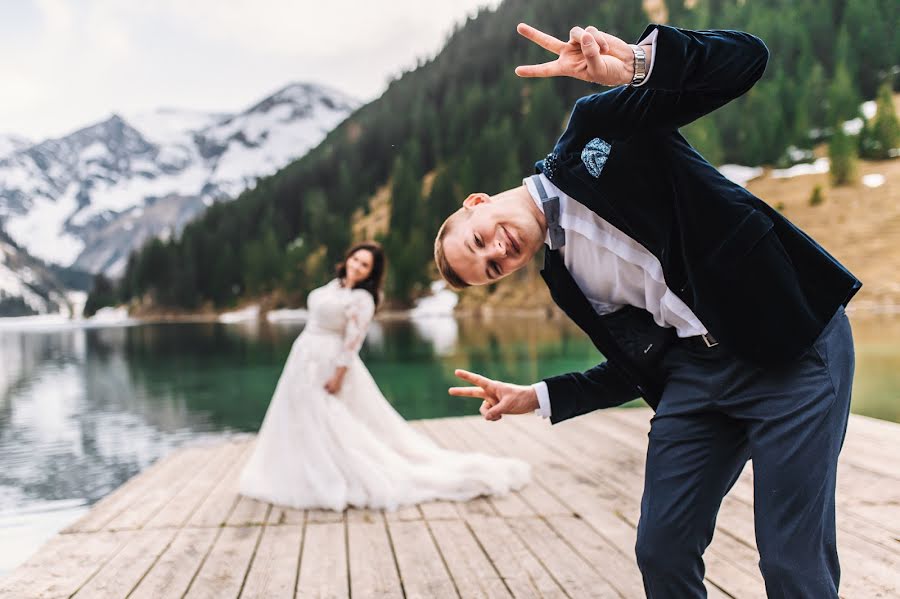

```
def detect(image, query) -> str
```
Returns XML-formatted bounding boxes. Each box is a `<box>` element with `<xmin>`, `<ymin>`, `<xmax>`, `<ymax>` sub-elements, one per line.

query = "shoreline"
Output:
<box><xmin>2</xmin><ymin>299</ymin><xmax>899</xmax><ymax>331</ymax></box>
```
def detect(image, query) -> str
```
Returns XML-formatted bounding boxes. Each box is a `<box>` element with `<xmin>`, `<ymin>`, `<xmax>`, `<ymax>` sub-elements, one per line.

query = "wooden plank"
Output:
<box><xmin>418</xmin><ymin>500</ymin><xmax>461</xmax><ymax>520</ymax></box>
<box><xmin>603</xmin><ymin>410</ymin><xmax>900</xmax><ymax>553</ymax></box>
<box><xmin>507</xmin><ymin>516</ymin><xmax>619</xmax><ymax>598</ymax></box>
<box><xmin>129</xmin><ymin>528</ymin><xmax>219</xmax><ymax>599</ymax></box>
<box><xmin>384</xmin><ymin>504</ymin><xmax>422</xmax><ymax>522</ymax></box>
<box><xmin>506</xmin><ymin>415</ymin><xmax>763</xmax><ymax>598</ymax></box>
<box><xmin>347</xmin><ymin>518</ymin><xmax>404</xmax><ymax>598</ymax></box>
<box><xmin>227</xmin><ymin>496</ymin><xmax>271</xmax><ymax>527</ymax></box>
<box><xmin>836</xmin><ymin>528</ymin><xmax>900</xmax><ymax>598</ymax></box>
<box><xmin>147</xmin><ymin>441</ymin><xmax>246</xmax><ymax>528</ymax></box>
<box><xmin>296</xmin><ymin>521</ymin><xmax>349</xmax><ymax>599</ymax></box>
<box><xmin>835</xmin><ymin>463</ymin><xmax>900</xmax><ymax>538</ymax></box>
<box><xmin>523</xmin><ymin>410</ymin><xmax>900</xmax><ymax>597</ymax></box>
<box><xmin>847</xmin><ymin>413</ymin><xmax>900</xmax><ymax>445</ymax></box>
<box><xmin>385</xmin><ymin>520</ymin><xmax>457</xmax><ymax>599</ymax></box>
<box><xmin>538</xmin><ymin>418</ymin><xmax>763</xmax><ymax>591</ymax></box>
<box><xmin>459</xmin><ymin>417</ymin><xmax>574</xmax><ymax>517</ymax></box>
<box><xmin>307</xmin><ymin>508</ymin><xmax>345</xmax><ymax>524</ymax></box>
<box><xmin>106</xmin><ymin>446</ymin><xmax>218</xmax><ymax>530</ymax></box>
<box><xmin>549</xmin><ymin>414</ymin><xmax>900</xmax><ymax>599</ymax></box>
<box><xmin>466</xmin><ymin>515</ymin><xmax>566</xmax><ymax>598</ymax></box>
<box><xmin>428</xmin><ymin>519</ymin><xmax>512</xmax><ymax>598</ymax></box>
<box><xmin>240</xmin><ymin>525</ymin><xmax>303</xmax><ymax>599</ymax></box>
<box><xmin>346</xmin><ymin>507</ymin><xmax>384</xmax><ymax>524</ymax></box>
<box><xmin>73</xmin><ymin>529</ymin><xmax>175</xmax><ymax>598</ymax></box>
<box><xmin>454</xmin><ymin>495</ymin><xmax>497</xmax><ymax>518</ymax></box>
<box><xmin>188</xmin><ymin>441</ymin><xmax>254</xmax><ymax>527</ymax></box>
<box><xmin>7</xmin><ymin>413</ymin><xmax>899</xmax><ymax>599</ymax></box>
<box><xmin>268</xmin><ymin>506</ymin><xmax>307</xmax><ymax>525</ymax></box>
<box><xmin>545</xmin><ymin>514</ymin><xmax>645</xmax><ymax>598</ymax></box>
<box><xmin>433</xmin><ymin>418</ymin><xmax>536</xmax><ymax>518</ymax></box>
<box><xmin>64</xmin><ymin>447</ymin><xmax>197</xmax><ymax>533</ymax></box>
<box><xmin>0</xmin><ymin>531</ymin><xmax>129</xmax><ymax>598</ymax></box>
<box><xmin>185</xmin><ymin>526</ymin><xmax>263</xmax><ymax>599</ymax></box>
<box><xmin>464</xmin><ymin>418</ymin><xmax>635</xmax><ymax>562</ymax></box>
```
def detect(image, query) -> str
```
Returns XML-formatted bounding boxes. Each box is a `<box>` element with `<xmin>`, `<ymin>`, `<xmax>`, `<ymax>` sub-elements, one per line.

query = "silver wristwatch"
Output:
<box><xmin>629</xmin><ymin>44</ymin><xmax>647</xmax><ymax>86</ymax></box>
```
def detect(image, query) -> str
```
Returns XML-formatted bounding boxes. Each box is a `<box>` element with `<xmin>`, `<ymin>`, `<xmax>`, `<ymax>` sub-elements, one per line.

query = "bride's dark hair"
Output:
<box><xmin>335</xmin><ymin>241</ymin><xmax>386</xmax><ymax>308</ymax></box>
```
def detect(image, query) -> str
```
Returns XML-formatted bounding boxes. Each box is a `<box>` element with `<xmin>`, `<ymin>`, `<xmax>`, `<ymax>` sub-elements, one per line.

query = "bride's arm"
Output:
<box><xmin>325</xmin><ymin>290</ymin><xmax>376</xmax><ymax>394</ymax></box>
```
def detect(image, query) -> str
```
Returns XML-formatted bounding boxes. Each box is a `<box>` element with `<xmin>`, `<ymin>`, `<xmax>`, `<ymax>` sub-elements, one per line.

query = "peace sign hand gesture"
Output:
<box><xmin>515</xmin><ymin>23</ymin><xmax>636</xmax><ymax>87</ymax></box>
<box><xmin>449</xmin><ymin>369</ymin><xmax>539</xmax><ymax>421</ymax></box>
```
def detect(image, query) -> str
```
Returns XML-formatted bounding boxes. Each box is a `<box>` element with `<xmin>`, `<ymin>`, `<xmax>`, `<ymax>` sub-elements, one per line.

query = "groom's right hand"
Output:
<box><xmin>515</xmin><ymin>23</ymin><xmax>636</xmax><ymax>86</ymax></box>
<box><xmin>449</xmin><ymin>369</ymin><xmax>539</xmax><ymax>421</ymax></box>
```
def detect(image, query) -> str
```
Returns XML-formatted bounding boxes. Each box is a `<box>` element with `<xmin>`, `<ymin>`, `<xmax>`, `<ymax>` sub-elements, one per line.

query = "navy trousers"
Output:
<box><xmin>635</xmin><ymin>308</ymin><xmax>854</xmax><ymax>598</ymax></box>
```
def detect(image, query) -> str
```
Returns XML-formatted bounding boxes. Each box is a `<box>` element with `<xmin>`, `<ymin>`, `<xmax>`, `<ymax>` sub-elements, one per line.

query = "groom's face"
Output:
<box><xmin>440</xmin><ymin>193</ymin><xmax>544</xmax><ymax>286</ymax></box>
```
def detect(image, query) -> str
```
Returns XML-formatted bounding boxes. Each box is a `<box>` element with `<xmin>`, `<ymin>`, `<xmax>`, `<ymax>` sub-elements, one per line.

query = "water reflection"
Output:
<box><xmin>847</xmin><ymin>314</ymin><xmax>900</xmax><ymax>424</ymax></box>
<box><xmin>410</xmin><ymin>316</ymin><xmax>458</xmax><ymax>357</ymax></box>
<box><xmin>0</xmin><ymin>328</ymin><xmax>227</xmax><ymax>510</ymax></box>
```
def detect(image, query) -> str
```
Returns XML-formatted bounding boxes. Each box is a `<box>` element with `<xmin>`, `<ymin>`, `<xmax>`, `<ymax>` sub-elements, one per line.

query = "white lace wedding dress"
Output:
<box><xmin>239</xmin><ymin>279</ymin><xmax>531</xmax><ymax>511</ymax></box>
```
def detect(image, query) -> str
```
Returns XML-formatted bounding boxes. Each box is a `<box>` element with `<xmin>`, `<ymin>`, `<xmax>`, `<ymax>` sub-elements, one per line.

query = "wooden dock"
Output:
<box><xmin>2</xmin><ymin>409</ymin><xmax>897</xmax><ymax>598</ymax></box>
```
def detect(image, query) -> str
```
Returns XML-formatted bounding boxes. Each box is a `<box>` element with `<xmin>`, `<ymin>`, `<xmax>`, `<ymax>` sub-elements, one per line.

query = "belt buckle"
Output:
<box><xmin>702</xmin><ymin>333</ymin><xmax>719</xmax><ymax>348</ymax></box>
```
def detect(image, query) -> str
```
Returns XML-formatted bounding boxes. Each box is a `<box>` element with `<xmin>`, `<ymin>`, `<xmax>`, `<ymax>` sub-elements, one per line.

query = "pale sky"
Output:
<box><xmin>0</xmin><ymin>0</ymin><xmax>502</xmax><ymax>141</ymax></box>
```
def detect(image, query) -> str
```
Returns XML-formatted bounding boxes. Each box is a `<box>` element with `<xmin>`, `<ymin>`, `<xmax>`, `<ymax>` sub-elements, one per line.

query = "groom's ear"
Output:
<box><xmin>462</xmin><ymin>192</ymin><xmax>490</xmax><ymax>208</ymax></box>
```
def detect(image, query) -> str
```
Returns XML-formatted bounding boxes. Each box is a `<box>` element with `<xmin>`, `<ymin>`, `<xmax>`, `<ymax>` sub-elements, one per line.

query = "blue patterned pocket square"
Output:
<box><xmin>581</xmin><ymin>137</ymin><xmax>612</xmax><ymax>178</ymax></box>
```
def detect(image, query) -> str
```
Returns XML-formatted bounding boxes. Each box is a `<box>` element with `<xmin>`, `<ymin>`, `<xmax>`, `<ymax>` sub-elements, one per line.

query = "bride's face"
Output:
<box><xmin>345</xmin><ymin>249</ymin><xmax>375</xmax><ymax>287</ymax></box>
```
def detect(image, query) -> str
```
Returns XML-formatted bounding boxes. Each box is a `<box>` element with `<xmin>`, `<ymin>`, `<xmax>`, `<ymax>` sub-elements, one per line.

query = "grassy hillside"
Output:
<box><xmin>747</xmin><ymin>165</ymin><xmax>900</xmax><ymax>313</ymax></box>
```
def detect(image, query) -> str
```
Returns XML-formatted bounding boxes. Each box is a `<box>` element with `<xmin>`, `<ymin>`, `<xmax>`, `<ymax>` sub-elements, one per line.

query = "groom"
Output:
<box><xmin>435</xmin><ymin>21</ymin><xmax>860</xmax><ymax>599</ymax></box>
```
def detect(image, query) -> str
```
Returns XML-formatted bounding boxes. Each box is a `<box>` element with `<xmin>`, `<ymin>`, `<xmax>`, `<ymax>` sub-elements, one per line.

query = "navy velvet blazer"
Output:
<box><xmin>538</xmin><ymin>24</ymin><xmax>861</xmax><ymax>424</ymax></box>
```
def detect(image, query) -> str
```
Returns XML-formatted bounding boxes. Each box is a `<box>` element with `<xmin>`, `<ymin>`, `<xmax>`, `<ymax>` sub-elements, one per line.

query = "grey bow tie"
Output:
<box><xmin>530</xmin><ymin>175</ymin><xmax>565</xmax><ymax>249</ymax></box>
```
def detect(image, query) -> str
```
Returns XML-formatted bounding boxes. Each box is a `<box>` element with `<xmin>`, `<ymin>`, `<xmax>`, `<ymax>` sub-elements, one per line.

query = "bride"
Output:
<box><xmin>239</xmin><ymin>241</ymin><xmax>530</xmax><ymax>511</ymax></box>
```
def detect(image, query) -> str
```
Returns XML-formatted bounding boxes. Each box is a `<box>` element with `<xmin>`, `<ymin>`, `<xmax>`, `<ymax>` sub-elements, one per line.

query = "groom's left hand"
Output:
<box><xmin>449</xmin><ymin>369</ymin><xmax>539</xmax><ymax>421</ymax></box>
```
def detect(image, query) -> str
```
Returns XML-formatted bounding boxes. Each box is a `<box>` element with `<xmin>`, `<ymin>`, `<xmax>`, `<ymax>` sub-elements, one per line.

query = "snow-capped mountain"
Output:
<box><xmin>0</xmin><ymin>135</ymin><xmax>31</xmax><ymax>160</ymax></box>
<box><xmin>0</xmin><ymin>83</ymin><xmax>358</xmax><ymax>278</ymax></box>
<box><xmin>0</xmin><ymin>230</ymin><xmax>77</xmax><ymax>316</ymax></box>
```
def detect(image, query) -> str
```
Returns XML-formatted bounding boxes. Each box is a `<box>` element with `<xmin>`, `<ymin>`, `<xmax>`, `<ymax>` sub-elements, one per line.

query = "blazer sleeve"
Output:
<box><xmin>568</xmin><ymin>24</ymin><xmax>769</xmax><ymax>140</ymax></box>
<box><xmin>542</xmin><ymin>361</ymin><xmax>641</xmax><ymax>425</ymax></box>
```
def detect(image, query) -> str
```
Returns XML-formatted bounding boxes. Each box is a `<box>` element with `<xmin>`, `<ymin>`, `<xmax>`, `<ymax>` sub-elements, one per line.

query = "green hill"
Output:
<box><xmin>100</xmin><ymin>0</ymin><xmax>899</xmax><ymax>313</ymax></box>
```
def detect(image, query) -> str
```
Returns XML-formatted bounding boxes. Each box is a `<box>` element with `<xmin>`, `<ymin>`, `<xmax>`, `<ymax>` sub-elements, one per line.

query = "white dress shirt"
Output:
<box><xmin>526</xmin><ymin>171</ymin><xmax>709</xmax><ymax>418</ymax></box>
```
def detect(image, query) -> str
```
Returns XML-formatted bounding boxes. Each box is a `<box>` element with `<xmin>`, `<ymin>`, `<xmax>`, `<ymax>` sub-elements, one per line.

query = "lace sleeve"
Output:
<box><xmin>335</xmin><ymin>290</ymin><xmax>376</xmax><ymax>366</ymax></box>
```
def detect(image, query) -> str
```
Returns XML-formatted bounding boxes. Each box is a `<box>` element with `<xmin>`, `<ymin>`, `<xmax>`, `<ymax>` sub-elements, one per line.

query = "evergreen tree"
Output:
<box><xmin>861</xmin><ymin>82</ymin><xmax>900</xmax><ymax>159</ymax></box>
<box><xmin>809</xmin><ymin>185</ymin><xmax>825</xmax><ymax>207</ymax></box>
<box><xmin>84</xmin><ymin>274</ymin><xmax>117</xmax><ymax>317</ymax></box>
<box><xmin>805</xmin><ymin>61</ymin><xmax>829</xmax><ymax>136</ymax></box>
<box><xmin>842</xmin><ymin>0</ymin><xmax>891</xmax><ymax>97</ymax></box>
<box><xmin>173</xmin><ymin>241</ymin><xmax>199</xmax><ymax>309</ymax></box>
<box><xmin>385</xmin><ymin>145</ymin><xmax>428</xmax><ymax>303</ymax></box>
<box><xmin>683</xmin><ymin>118</ymin><xmax>725</xmax><ymax>166</ymax></box>
<box><xmin>826</xmin><ymin>59</ymin><xmax>861</xmax><ymax>127</ymax></box>
<box><xmin>829</xmin><ymin>127</ymin><xmax>859</xmax><ymax>186</ymax></box>
<box><xmin>243</xmin><ymin>229</ymin><xmax>282</xmax><ymax>294</ymax></box>
<box><xmin>428</xmin><ymin>168</ymin><xmax>460</xmax><ymax>232</ymax></box>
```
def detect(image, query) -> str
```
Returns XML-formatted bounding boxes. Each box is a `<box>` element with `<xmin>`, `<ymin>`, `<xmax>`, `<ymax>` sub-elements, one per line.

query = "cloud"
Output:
<box><xmin>0</xmin><ymin>0</ymin><xmax>501</xmax><ymax>139</ymax></box>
